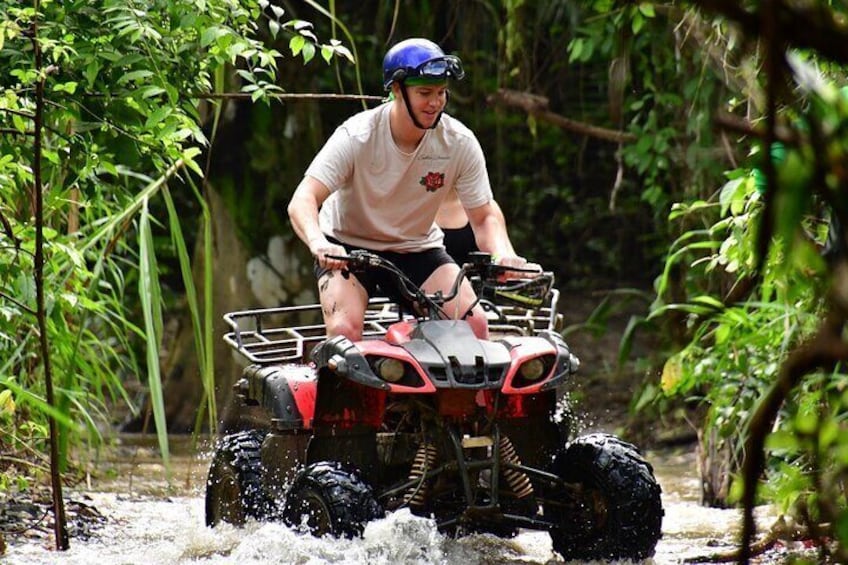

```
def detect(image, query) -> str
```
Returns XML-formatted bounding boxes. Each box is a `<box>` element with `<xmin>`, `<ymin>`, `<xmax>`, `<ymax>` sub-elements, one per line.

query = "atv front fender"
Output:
<box><xmin>236</xmin><ymin>364</ymin><xmax>317</xmax><ymax>430</ymax></box>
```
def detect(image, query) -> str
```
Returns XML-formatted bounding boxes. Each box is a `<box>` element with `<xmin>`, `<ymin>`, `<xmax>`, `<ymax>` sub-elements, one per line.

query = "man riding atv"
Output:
<box><xmin>205</xmin><ymin>38</ymin><xmax>664</xmax><ymax>563</ymax></box>
<box><xmin>286</xmin><ymin>37</ymin><xmax>537</xmax><ymax>341</ymax></box>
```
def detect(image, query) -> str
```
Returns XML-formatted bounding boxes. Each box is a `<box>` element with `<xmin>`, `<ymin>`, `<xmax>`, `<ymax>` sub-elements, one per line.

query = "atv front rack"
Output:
<box><xmin>224</xmin><ymin>290</ymin><xmax>562</xmax><ymax>365</ymax></box>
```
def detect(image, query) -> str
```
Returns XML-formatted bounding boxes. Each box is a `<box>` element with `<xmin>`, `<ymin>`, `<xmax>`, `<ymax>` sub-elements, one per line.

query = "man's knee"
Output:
<box><xmin>325</xmin><ymin>314</ymin><xmax>364</xmax><ymax>341</ymax></box>
<box><xmin>466</xmin><ymin>306</ymin><xmax>489</xmax><ymax>339</ymax></box>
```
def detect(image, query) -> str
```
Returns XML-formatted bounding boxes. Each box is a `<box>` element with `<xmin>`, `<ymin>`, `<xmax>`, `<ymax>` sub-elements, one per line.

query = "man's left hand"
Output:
<box><xmin>495</xmin><ymin>255</ymin><xmax>542</xmax><ymax>279</ymax></box>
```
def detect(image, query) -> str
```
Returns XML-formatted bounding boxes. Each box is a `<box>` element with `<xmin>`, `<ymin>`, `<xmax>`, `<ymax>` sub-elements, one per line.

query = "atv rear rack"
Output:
<box><xmin>224</xmin><ymin>290</ymin><xmax>562</xmax><ymax>365</ymax></box>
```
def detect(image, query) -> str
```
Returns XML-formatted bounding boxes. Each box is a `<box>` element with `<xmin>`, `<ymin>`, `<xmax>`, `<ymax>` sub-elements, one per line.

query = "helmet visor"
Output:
<box><xmin>412</xmin><ymin>56</ymin><xmax>465</xmax><ymax>81</ymax></box>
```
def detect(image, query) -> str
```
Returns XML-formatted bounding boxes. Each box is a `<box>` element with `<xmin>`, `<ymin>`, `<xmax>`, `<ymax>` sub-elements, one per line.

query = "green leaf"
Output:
<box><xmin>794</xmin><ymin>409</ymin><xmax>818</xmax><ymax>435</ymax></box>
<box><xmin>568</xmin><ymin>38</ymin><xmax>583</xmax><ymax>63</ymax></box>
<box><xmin>117</xmin><ymin>69</ymin><xmax>154</xmax><ymax>85</ymax></box>
<box><xmin>83</xmin><ymin>61</ymin><xmax>101</xmax><ymax>87</ymax></box>
<box><xmin>268</xmin><ymin>19</ymin><xmax>280</xmax><ymax>39</ymax></box>
<box><xmin>718</xmin><ymin>177</ymin><xmax>744</xmax><ymax>215</ymax></box>
<box><xmin>289</xmin><ymin>34</ymin><xmax>305</xmax><ymax>56</ymax></box>
<box><xmin>145</xmin><ymin>106</ymin><xmax>171</xmax><ymax>128</ymax></box>
<box><xmin>715</xmin><ymin>323</ymin><xmax>730</xmax><ymax>345</ymax></box>
<box><xmin>138</xmin><ymin>199</ymin><xmax>170</xmax><ymax>472</ymax></box>
<box><xmin>632</xmin><ymin>12</ymin><xmax>645</xmax><ymax>34</ymax></box>
<box><xmin>765</xmin><ymin>430</ymin><xmax>799</xmax><ymax>452</ymax></box>
<box><xmin>638</xmin><ymin>3</ymin><xmax>656</xmax><ymax>17</ymax></box>
<box><xmin>301</xmin><ymin>42</ymin><xmax>315</xmax><ymax>64</ymax></box>
<box><xmin>690</xmin><ymin>295</ymin><xmax>725</xmax><ymax>309</ymax></box>
<box><xmin>52</xmin><ymin>81</ymin><xmax>78</xmax><ymax>94</ymax></box>
<box><xmin>140</xmin><ymin>86</ymin><xmax>166</xmax><ymax>99</ymax></box>
<box><xmin>201</xmin><ymin>26</ymin><xmax>228</xmax><ymax>48</ymax></box>
<box><xmin>332</xmin><ymin>44</ymin><xmax>354</xmax><ymax>64</ymax></box>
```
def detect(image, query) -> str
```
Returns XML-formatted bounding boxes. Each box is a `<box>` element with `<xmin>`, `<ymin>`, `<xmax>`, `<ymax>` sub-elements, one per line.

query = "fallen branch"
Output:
<box><xmin>684</xmin><ymin>515</ymin><xmax>803</xmax><ymax>563</ymax></box>
<box><xmin>487</xmin><ymin>88</ymin><xmax>636</xmax><ymax>144</ymax></box>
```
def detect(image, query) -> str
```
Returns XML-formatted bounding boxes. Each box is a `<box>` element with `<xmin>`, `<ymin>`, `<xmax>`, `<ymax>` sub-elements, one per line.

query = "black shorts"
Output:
<box><xmin>442</xmin><ymin>223</ymin><xmax>478</xmax><ymax>265</ymax></box>
<box><xmin>313</xmin><ymin>236</ymin><xmax>455</xmax><ymax>299</ymax></box>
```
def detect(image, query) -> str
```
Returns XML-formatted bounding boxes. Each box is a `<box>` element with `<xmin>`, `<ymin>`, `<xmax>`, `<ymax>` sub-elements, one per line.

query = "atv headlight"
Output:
<box><xmin>518</xmin><ymin>357</ymin><xmax>546</xmax><ymax>381</ymax></box>
<box><xmin>374</xmin><ymin>357</ymin><xmax>405</xmax><ymax>383</ymax></box>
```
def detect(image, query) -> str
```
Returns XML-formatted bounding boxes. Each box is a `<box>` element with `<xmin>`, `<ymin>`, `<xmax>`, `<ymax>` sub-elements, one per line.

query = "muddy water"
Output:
<box><xmin>3</xmin><ymin>435</ymin><xmax>786</xmax><ymax>565</ymax></box>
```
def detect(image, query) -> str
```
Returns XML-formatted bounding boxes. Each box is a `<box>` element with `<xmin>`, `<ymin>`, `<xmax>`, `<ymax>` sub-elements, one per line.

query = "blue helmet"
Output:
<box><xmin>382</xmin><ymin>38</ymin><xmax>465</xmax><ymax>91</ymax></box>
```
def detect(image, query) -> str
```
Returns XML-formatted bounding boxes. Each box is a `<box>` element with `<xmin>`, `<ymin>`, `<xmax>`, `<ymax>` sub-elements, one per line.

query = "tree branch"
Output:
<box><xmin>0</xmin><ymin>208</ymin><xmax>20</xmax><ymax>251</ymax></box>
<box><xmin>691</xmin><ymin>0</ymin><xmax>848</xmax><ymax>66</ymax></box>
<box><xmin>190</xmin><ymin>91</ymin><xmax>385</xmax><ymax>102</ymax></box>
<box><xmin>0</xmin><ymin>107</ymin><xmax>36</xmax><ymax>119</ymax></box>
<box><xmin>0</xmin><ymin>128</ymin><xmax>35</xmax><ymax>136</ymax></box>
<box><xmin>487</xmin><ymin>88</ymin><xmax>637</xmax><ymax>144</ymax></box>
<box><xmin>30</xmin><ymin>4</ymin><xmax>69</xmax><ymax>551</ymax></box>
<box><xmin>713</xmin><ymin>111</ymin><xmax>797</xmax><ymax>145</ymax></box>
<box><xmin>0</xmin><ymin>291</ymin><xmax>36</xmax><ymax>316</ymax></box>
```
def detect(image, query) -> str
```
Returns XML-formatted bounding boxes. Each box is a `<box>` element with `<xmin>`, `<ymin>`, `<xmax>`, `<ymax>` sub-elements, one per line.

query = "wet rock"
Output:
<box><xmin>0</xmin><ymin>490</ymin><xmax>106</xmax><ymax>544</ymax></box>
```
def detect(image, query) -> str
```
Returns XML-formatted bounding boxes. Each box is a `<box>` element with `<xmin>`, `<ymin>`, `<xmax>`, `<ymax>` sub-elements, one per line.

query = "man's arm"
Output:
<box><xmin>465</xmin><ymin>200</ymin><xmax>516</xmax><ymax>258</ymax></box>
<box><xmin>287</xmin><ymin>176</ymin><xmax>347</xmax><ymax>270</ymax></box>
<box><xmin>465</xmin><ymin>200</ymin><xmax>540</xmax><ymax>274</ymax></box>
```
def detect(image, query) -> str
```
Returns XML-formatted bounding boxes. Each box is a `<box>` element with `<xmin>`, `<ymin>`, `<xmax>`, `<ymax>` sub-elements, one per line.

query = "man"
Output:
<box><xmin>288</xmin><ymin>38</ymin><xmax>534</xmax><ymax>341</ymax></box>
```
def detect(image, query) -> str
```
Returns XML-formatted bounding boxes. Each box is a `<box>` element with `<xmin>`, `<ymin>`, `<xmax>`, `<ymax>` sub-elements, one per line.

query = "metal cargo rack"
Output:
<box><xmin>223</xmin><ymin>290</ymin><xmax>563</xmax><ymax>365</ymax></box>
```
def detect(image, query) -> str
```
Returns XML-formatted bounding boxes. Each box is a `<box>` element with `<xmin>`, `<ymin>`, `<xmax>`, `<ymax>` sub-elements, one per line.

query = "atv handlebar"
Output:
<box><xmin>223</xmin><ymin>252</ymin><xmax>561</xmax><ymax>364</ymax></box>
<box><xmin>326</xmin><ymin>250</ymin><xmax>457</xmax><ymax>319</ymax></box>
<box><xmin>326</xmin><ymin>250</ymin><xmax>554</xmax><ymax>320</ymax></box>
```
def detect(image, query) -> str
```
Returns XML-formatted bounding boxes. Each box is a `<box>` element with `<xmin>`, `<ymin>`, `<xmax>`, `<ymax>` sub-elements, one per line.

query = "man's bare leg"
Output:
<box><xmin>318</xmin><ymin>270</ymin><xmax>369</xmax><ymax>340</ymax></box>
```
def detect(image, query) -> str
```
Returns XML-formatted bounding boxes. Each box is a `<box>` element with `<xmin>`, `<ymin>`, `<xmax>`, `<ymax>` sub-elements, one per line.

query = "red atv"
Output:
<box><xmin>205</xmin><ymin>251</ymin><xmax>663</xmax><ymax>561</ymax></box>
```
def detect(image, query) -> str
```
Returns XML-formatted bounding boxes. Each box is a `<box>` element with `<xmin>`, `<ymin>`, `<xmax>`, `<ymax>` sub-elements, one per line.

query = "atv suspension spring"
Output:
<box><xmin>403</xmin><ymin>442</ymin><xmax>438</xmax><ymax>507</ymax></box>
<box><xmin>500</xmin><ymin>435</ymin><xmax>534</xmax><ymax>499</ymax></box>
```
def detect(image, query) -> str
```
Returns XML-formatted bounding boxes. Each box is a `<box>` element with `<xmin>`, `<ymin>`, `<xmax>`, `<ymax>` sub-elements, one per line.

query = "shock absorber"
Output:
<box><xmin>403</xmin><ymin>441</ymin><xmax>438</xmax><ymax>507</ymax></box>
<box><xmin>499</xmin><ymin>435</ymin><xmax>534</xmax><ymax>499</ymax></box>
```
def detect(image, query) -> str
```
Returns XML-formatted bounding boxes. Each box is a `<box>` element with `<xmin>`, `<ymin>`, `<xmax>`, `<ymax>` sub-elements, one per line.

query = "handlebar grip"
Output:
<box><xmin>325</xmin><ymin>251</ymin><xmax>380</xmax><ymax>268</ymax></box>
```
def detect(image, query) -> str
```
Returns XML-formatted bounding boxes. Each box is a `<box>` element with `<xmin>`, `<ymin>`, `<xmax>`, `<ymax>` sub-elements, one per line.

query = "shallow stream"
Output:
<box><xmin>3</xmin><ymin>435</ymin><xmax>792</xmax><ymax>564</ymax></box>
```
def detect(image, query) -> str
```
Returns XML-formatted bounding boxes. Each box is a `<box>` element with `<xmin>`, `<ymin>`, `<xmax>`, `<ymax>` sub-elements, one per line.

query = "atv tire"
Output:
<box><xmin>546</xmin><ymin>433</ymin><xmax>663</xmax><ymax>561</ymax></box>
<box><xmin>205</xmin><ymin>429</ymin><xmax>271</xmax><ymax>527</ymax></box>
<box><xmin>282</xmin><ymin>461</ymin><xmax>383</xmax><ymax>538</ymax></box>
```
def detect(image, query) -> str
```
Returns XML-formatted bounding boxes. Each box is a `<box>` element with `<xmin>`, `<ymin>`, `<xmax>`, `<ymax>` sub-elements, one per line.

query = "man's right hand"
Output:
<box><xmin>309</xmin><ymin>236</ymin><xmax>348</xmax><ymax>271</ymax></box>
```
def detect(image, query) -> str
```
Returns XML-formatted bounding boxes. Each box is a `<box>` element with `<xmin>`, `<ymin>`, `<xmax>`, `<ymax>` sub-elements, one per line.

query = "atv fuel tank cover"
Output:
<box><xmin>402</xmin><ymin>320</ymin><xmax>511</xmax><ymax>388</ymax></box>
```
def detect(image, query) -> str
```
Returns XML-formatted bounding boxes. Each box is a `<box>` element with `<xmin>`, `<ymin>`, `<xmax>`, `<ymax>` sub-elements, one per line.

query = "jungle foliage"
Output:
<box><xmin>3</xmin><ymin>0</ymin><xmax>848</xmax><ymax>561</ymax></box>
<box><xmin>0</xmin><ymin>0</ymin><xmax>346</xmax><ymax>492</ymax></box>
<box><xmin>602</xmin><ymin>1</ymin><xmax>848</xmax><ymax>561</ymax></box>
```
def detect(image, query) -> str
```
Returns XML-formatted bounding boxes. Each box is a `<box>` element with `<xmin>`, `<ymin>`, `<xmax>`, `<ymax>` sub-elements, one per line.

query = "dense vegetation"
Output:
<box><xmin>3</xmin><ymin>0</ymin><xmax>848</xmax><ymax>561</ymax></box>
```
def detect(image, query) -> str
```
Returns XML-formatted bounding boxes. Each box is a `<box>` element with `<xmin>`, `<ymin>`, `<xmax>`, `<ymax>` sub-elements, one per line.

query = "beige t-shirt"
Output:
<box><xmin>305</xmin><ymin>103</ymin><xmax>492</xmax><ymax>252</ymax></box>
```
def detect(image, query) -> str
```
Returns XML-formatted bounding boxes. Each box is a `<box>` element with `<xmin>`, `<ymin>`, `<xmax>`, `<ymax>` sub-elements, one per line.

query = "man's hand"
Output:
<box><xmin>495</xmin><ymin>255</ymin><xmax>542</xmax><ymax>280</ymax></box>
<box><xmin>309</xmin><ymin>236</ymin><xmax>348</xmax><ymax>271</ymax></box>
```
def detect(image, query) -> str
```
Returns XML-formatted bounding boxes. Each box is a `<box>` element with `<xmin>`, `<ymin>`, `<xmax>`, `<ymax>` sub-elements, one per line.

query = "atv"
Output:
<box><xmin>205</xmin><ymin>251</ymin><xmax>663</xmax><ymax>561</ymax></box>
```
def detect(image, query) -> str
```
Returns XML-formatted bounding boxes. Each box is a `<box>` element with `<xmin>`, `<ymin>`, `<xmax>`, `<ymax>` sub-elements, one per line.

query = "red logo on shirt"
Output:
<box><xmin>420</xmin><ymin>172</ymin><xmax>445</xmax><ymax>192</ymax></box>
